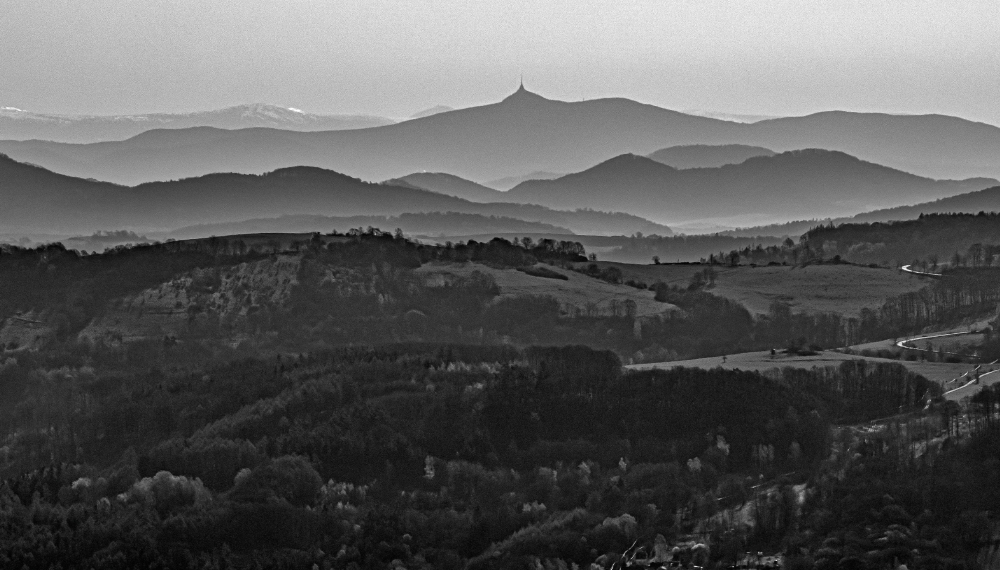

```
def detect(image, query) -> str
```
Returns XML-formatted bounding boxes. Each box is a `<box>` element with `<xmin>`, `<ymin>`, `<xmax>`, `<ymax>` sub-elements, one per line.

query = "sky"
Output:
<box><xmin>2</xmin><ymin>0</ymin><xmax>999</xmax><ymax>124</ymax></box>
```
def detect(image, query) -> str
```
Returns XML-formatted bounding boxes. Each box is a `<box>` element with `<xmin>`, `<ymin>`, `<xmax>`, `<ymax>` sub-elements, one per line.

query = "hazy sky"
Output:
<box><xmin>3</xmin><ymin>0</ymin><xmax>999</xmax><ymax>123</ymax></box>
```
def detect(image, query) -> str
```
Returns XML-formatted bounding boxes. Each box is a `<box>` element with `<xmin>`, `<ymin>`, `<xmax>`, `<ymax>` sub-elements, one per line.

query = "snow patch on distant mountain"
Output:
<box><xmin>682</xmin><ymin>109</ymin><xmax>778</xmax><ymax>123</ymax></box>
<box><xmin>409</xmin><ymin>105</ymin><xmax>454</xmax><ymax>119</ymax></box>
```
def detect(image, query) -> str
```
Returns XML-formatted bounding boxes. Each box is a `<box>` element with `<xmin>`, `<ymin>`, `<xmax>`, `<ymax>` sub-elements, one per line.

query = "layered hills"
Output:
<box><xmin>2</xmin><ymin>87</ymin><xmax>999</xmax><ymax>185</ymax></box>
<box><xmin>487</xmin><ymin>171</ymin><xmax>564</xmax><ymax>191</ymax></box>
<box><xmin>849</xmin><ymin>185</ymin><xmax>1000</xmax><ymax>223</ymax></box>
<box><xmin>0</xmin><ymin>153</ymin><xmax>671</xmax><ymax>236</ymax></box>
<box><xmin>723</xmin><ymin>185</ymin><xmax>1000</xmax><ymax>238</ymax></box>
<box><xmin>646</xmin><ymin>144</ymin><xmax>775</xmax><ymax>169</ymax></box>
<box><xmin>385</xmin><ymin>172</ymin><xmax>504</xmax><ymax>202</ymax></box>
<box><xmin>503</xmin><ymin>150</ymin><xmax>996</xmax><ymax>224</ymax></box>
<box><xmin>164</xmin><ymin>213</ymin><xmax>573</xmax><ymax>241</ymax></box>
<box><xmin>0</xmin><ymin>103</ymin><xmax>394</xmax><ymax>143</ymax></box>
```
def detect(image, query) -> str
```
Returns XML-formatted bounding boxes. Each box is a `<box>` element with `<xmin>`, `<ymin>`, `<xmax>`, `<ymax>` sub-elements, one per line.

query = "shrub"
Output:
<box><xmin>122</xmin><ymin>471</ymin><xmax>211</xmax><ymax>514</ymax></box>
<box><xmin>230</xmin><ymin>455</ymin><xmax>323</xmax><ymax>507</ymax></box>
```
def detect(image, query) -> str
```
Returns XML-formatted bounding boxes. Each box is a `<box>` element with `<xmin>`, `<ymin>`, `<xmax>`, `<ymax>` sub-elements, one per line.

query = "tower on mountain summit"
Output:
<box><xmin>501</xmin><ymin>75</ymin><xmax>545</xmax><ymax>103</ymax></box>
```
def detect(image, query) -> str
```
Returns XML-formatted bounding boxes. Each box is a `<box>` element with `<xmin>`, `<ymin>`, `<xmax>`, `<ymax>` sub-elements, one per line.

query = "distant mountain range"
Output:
<box><xmin>3</xmin><ymin>87</ymin><xmax>999</xmax><ymax>187</ymax></box>
<box><xmin>646</xmin><ymin>144</ymin><xmax>776</xmax><ymax>169</ymax></box>
<box><xmin>0</xmin><ymin>104</ymin><xmax>395</xmax><ymax>143</ymax></box>
<box><xmin>503</xmin><ymin>150</ymin><xmax>996</xmax><ymax>224</ymax></box>
<box><xmin>385</xmin><ymin>172</ymin><xmax>504</xmax><ymax>202</ymax></box>
<box><xmin>848</xmin><ymin>185</ymin><xmax>1000</xmax><ymax>224</ymax></box>
<box><xmin>0</xmin><ymin>153</ymin><xmax>671</xmax><ymax>237</ymax></box>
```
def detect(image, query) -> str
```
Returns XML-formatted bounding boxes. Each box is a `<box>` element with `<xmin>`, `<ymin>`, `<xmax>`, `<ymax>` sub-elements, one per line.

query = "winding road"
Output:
<box><xmin>893</xmin><ymin>330</ymin><xmax>998</xmax><ymax>397</ymax></box>
<box><xmin>895</xmin><ymin>265</ymin><xmax>999</xmax><ymax>396</ymax></box>
<box><xmin>900</xmin><ymin>264</ymin><xmax>943</xmax><ymax>277</ymax></box>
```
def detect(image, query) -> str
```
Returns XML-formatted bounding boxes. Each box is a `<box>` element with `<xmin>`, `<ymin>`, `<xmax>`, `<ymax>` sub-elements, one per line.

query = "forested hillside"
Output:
<box><xmin>694</xmin><ymin>213</ymin><xmax>1000</xmax><ymax>270</ymax></box>
<box><xmin>0</xmin><ymin>341</ymin><xmax>941</xmax><ymax>569</ymax></box>
<box><xmin>4</xmin><ymin>229</ymin><xmax>1000</xmax><ymax>364</ymax></box>
<box><xmin>802</xmin><ymin>213</ymin><xmax>1000</xmax><ymax>268</ymax></box>
<box><xmin>2</xmin><ymin>228</ymin><xmax>1000</xmax><ymax>568</ymax></box>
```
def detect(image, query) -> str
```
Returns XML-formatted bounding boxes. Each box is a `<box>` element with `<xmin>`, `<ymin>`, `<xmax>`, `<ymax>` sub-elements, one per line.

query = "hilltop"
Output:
<box><xmin>646</xmin><ymin>144</ymin><xmax>776</xmax><ymax>169</ymax></box>
<box><xmin>385</xmin><ymin>172</ymin><xmax>504</xmax><ymax>202</ymax></box>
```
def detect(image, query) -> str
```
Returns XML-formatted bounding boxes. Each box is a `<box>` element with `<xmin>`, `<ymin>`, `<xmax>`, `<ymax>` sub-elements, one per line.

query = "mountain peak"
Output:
<box><xmin>500</xmin><ymin>82</ymin><xmax>549</xmax><ymax>104</ymax></box>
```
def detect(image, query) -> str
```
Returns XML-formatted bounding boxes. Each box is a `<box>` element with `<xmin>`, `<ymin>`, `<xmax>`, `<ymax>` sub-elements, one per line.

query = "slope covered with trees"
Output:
<box><xmin>1</xmin><ymin>227</ymin><xmax>999</xmax><ymax>567</ymax></box>
<box><xmin>0</xmin><ymin>340</ymin><xmax>940</xmax><ymax>569</ymax></box>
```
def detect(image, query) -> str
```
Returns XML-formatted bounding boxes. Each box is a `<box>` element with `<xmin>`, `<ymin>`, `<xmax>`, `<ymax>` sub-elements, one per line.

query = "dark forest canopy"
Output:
<box><xmin>801</xmin><ymin>212</ymin><xmax>1000</xmax><ymax>267</ymax></box>
<box><xmin>0</xmin><ymin>340</ymin><xmax>948</xmax><ymax>569</ymax></box>
<box><xmin>704</xmin><ymin>213</ymin><xmax>1000</xmax><ymax>269</ymax></box>
<box><xmin>603</xmin><ymin>212</ymin><xmax>1000</xmax><ymax>269</ymax></box>
<box><xmin>607</xmin><ymin>233</ymin><xmax>786</xmax><ymax>264</ymax></box>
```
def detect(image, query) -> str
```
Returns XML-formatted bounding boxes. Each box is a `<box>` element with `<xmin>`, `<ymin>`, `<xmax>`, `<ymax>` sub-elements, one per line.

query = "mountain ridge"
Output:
<box><xmin>0</xmin><ymin>103</ymin><xmax>396</xmax><ymax>143</ymax></box>
<box><xmin>163</xmin><ymin>212</ymin><xmax>573</xmax><ymax>241</ymax></box>
<box><xmin>2</xmin><ymin>88</ymin><xmax>999</xmax><ymax>188</ymax></box>
<box><xmin>647</xmin><ymin>144</ymin><xmax>776</xmax><ymax>169</ymax></box>
<box><xmin>384</xmin><ymin>172</ymin><xmax>503</xmax><ymax>202</ymax></box>
<box><xmin>0</xmin><ymin>153</ymin><xmax>672</xmax><ymax>237</ymax></box>
<box><xmin>503</xmin><ymin>149</ymin><xmax>997</xmax><ymax>225</ymax></box>
<box><xmin>719</xmin><ymin>184</ymin><xmax>1000</xmax><ymax>238</ymax></box>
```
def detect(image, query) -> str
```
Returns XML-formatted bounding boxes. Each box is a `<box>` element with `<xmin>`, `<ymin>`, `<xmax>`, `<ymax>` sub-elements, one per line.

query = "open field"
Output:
<box><xmin>711</xmin><ymin>264</ymin><xmax>928</xmax><ymax>316</ymax></box>
<box><xmin>904</xmin><ymin>332</ymin><xmax>986</xmax><ymax>353</ymax></box>
<box><xmin>578</xmin><ymin>262</ymin><xmax>929</xmax><ymax>316</ymax></box>
<box><xmin>415</xmin><ymin>262</ymin><xmax>678</xmax><ymax>318</ymax></box>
